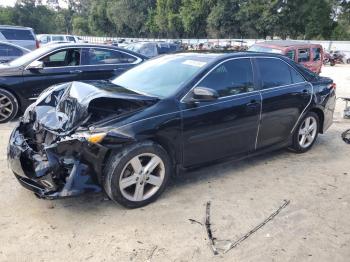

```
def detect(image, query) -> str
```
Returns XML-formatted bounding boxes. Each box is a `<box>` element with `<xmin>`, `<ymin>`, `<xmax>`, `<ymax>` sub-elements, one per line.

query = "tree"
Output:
<box><xmin>154</xmin><ymin>0</ymin><xmax>183</xmax><ymax>37</ymax></box>
<box><xmin>207</xmin><ymin>0</ymin><xmax>242</xmax><ymax>38</ymax></box>
<box><xmin>180</xmin><ymin>0</ymin><xmax>216</xmax><ymax>38</ymax></box>
<box><xmin>0</xmin><ymin>7</ymin><xmax>15</xmax><ymax>25</ymax></box>
<box><xmin>72</xmin><ymin>16</ymin><xmax>90</xmax><ymax>35</ymax></box>
<box><xmin>238</xmin><ymin>0</ymin><xmax>280</xmax><ymax>39</ymax></box>
<box><xmin>88</xmin><ymin>0</ymin><xmax>115</xmax><ymax>36</ymax></box>
<box><xmin>106</xmin><ymin>0</ymin><xmax>156</xmax><ymax>37</ymax></box>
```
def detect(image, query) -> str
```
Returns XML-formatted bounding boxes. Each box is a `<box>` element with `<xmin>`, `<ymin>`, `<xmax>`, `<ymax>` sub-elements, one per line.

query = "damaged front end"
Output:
<box><xmin>7</xmin><ymin>81</ymin><xmax>156</xmax><ymax>199</ymax></box>
<box><xmin>8</xmin><ymin>123</ymin><xmax>107</xmax><ymax>198</ymax></box>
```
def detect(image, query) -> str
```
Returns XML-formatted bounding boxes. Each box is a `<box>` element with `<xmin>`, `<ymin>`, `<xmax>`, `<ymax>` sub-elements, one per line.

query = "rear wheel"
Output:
<box><xmin>103</xmin><ymin>141</ymin><xmax>171</xmax><ymax>208</ymax></box>
<box><xmin>289</xmin><ymin>112</ymin><xmax>319</xmax><ymax>153</ymax></box>
<box><xmin>0</xmin><ymin>88</ymin><xmax>18</xmax><ymax>123</ymax></box>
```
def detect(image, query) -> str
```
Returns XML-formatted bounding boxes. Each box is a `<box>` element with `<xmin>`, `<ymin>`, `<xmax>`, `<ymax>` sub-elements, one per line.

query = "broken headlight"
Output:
<box><xmin>71</xmin><ymin>132</ymin><xmax>107</xmax><ymax>144</ymax></box>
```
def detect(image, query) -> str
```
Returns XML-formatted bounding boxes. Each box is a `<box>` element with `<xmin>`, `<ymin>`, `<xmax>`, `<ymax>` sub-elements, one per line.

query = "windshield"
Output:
<box><xmin>112</xmin><ymin>54</ymin><xmax>216</xmax><ymax>98</ymax></box>
<box><xmin>8</xmin><ymin>46</ymin><xmax>52</xmax><ymax>67</ymax></box>
<box><xmin>248</xmin><ymin>45</ymin><xmax>283</xmax><ymax>54</ymax></box>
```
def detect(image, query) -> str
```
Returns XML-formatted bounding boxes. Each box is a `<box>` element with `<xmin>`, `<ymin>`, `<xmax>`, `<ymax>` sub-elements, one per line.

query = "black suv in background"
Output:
<box><xmin>0</xmin><ymin>43</ymin><xmax>147</xmax><ymax>123</ymax></box>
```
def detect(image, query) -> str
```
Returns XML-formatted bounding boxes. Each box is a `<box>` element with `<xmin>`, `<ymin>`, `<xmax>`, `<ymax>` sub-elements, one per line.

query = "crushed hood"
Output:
<box><xmin>25</xmin><ymin>81</ymin><xmax>158</xmax><ymax>134</ymax></box>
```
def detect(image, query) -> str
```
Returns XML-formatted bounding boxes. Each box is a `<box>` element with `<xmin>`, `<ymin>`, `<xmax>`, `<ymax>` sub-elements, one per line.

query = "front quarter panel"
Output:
<box><xmin>99</xmin><ymin>99</ymin><xmax>183</xmax><ymax>165</ymax></box>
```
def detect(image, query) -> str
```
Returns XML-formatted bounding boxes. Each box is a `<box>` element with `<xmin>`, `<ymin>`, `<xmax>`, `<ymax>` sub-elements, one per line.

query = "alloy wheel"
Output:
<box><xmin>119</xmin><ymin>153</ymin><xmax>165</xmax><ymax>202</ymax></box>
<box><xmin>298</xmin><ymin>116</ymin><xmax>317</xmax><ymax>148</ymax></box>
<box><xmin>0</xmin><ymin>94</ymin><xmax>14</xmax><ymax>122</ymax></box>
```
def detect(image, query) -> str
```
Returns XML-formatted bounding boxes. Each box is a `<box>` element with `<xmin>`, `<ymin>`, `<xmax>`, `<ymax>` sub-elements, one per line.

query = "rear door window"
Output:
<box><xmin>0</xmin><ymin>44</ymin><xmax>23</xmax><ymax>56</ymax></box>
<box><xmin>0</xmin><ymin>29</ymin><xmax>34</xmax><ymax>40</ymax></box>
<box><xmin>286</xmin><ymin>50</ymin><xmax>296</xmax><ymax>60</ymax></box>
<box><xmin>51</xmin><ymin>36</ymin><xmax>65</xmax><ymax>42</ymax></box>
<box><xmin>81</xmin><ymin>48</ymin><xmax>136</xmax><ymax>65</ymax></box>
<box><xmin>198</xmin><ymin>58</ymin><xmax>255</xmax><ymax>97</ymax></box>
<box><xmin>256</xmin><ymin>58</ymin><xmax>294</xmax><ymax>89</ymax></box>
<box><xmin>312</xmin><ymin>48</ymin><xmax>321</xmax><ymax>61</ymax></box>
<box><xmin>67</xmin><ymin>36</ymin><xmax>76</xmax><ymax>42</ymax></box>
<box><xmin>298</xmin><ymin>49</ymin><xmax>310</xmax><ymax>62</ymax></box>
<box><xmin>39</xmin><ymin>35</ymin><xmax>50</xmax><ymax>44</ymax></box>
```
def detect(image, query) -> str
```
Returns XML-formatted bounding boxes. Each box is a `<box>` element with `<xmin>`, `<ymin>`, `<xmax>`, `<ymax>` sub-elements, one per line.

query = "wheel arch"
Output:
<box><xmin>309</xmin><ymin>107</ymin><xmax>325</xmax><ymax>133</ymax></box>
<box><xmin>149</xmin><ymin>135</ymin><xmax>178</xmax><ymax>168</ymax></box>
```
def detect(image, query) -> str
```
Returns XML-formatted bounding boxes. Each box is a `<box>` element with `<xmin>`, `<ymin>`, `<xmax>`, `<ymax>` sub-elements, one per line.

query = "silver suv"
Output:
<box><xmin>0</xmin><ymin>25</ymin><xmax>38</xmax><ymax>50</ymax></box>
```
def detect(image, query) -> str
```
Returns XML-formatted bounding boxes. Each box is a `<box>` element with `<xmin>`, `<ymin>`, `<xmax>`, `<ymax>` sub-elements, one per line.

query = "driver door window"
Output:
<box><xmin>197</xmin><ymin>58</ymin><xmax>254</xmax><ymax>98</ymax></box>
<box><xmin>39</xmin><ymin>48</ymin><xmax>81</xmax><ymax>67</ymax></box>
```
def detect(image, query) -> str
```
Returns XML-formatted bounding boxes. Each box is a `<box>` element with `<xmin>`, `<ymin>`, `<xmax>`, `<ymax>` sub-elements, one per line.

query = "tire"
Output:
<box><xmin>347</xmin><ymin>58</ymin><xmax>350</xmax><ymax>64</ymax></box>
<box><xmin>330</xmin><ymin>60</ymin><xmax>335</xmax><ymax>66</ymax></box>
<box><xmin>289</xmin><ymin>112</ymin><xmax>319</xmax><ymax>153</ymax></box>
<box><xmin>0</xmin><ymin>88</ymin><xmax>18</xmax><ymax>123</ymax></box>
<box><xmin>103</xmin><ymin>141</ymin><xmax>172</xmax><ymax>208</ymax></box>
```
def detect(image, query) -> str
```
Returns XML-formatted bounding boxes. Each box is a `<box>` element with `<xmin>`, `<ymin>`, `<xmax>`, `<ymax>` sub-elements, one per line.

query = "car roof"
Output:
<box><xmin>156</xmin><ymin>51</ymin><xmax>289</xmax><ymax>62</ymax></box>
<box><xmin>256</xmin><ymin>40</ymin><xmax>321</xmax><ymax>48</ymax></box>
<box><xmin>44</xmin><ymin>43</ymin><xmax>148</xmax><ymax>59</ymax></box>
<box><xmin>0</xmin><ymin>25</ymin><xmax>34</xmax><ymax>30</ymax></box>
<box><xmin>38</xmin><ymin>34</ymin><xmax>75</xmax><ymax>37</ymax></box>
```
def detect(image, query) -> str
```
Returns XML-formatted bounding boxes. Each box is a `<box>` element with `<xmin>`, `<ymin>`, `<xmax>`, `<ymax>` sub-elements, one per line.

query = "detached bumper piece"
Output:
<box><xmin>7</xmin><ymin>124</ymin><xmax>108</xmax><ymax>199</ymax></box>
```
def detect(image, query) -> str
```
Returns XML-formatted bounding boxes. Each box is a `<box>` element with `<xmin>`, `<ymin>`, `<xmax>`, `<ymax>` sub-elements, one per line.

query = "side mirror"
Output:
<box><xmin>192</xmin><ymin>87</ymin><xmax>219</xmax><ymax>102</ymax></box>
<box><xmin>27</xmin><ymin>60</ymin><xmax>44</xmax><ymax>70</ymax></box>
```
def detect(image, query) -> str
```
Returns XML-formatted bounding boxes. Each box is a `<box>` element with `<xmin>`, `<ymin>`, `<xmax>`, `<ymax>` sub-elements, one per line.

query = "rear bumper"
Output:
<box><xmin>7</xmin><ymin>124</ymin><xmax>108</xmax><ymax>199</ymax></box>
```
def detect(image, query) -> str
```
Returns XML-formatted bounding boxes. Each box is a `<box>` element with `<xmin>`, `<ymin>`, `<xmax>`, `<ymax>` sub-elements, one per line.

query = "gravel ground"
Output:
<box><xmin>0</xmin><ymin>65</ymin><xmax>349</xmax><ymax>262</ymax></box>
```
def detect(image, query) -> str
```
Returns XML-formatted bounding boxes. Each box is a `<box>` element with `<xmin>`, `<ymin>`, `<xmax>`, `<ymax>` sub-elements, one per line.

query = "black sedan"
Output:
<box><xmin>0</xmin><ymin>41</ymin><xmax>30</xmax><ymax>63</ymax></box>
<box><xmin>8</xmin><ymin>52</ymin><xmax>336</xmax><ymax>208</ymax></box>
<box><xmin>0</xmin><ymin>43</ymin><xmax>147</xmax><ymax>123</ymax></box>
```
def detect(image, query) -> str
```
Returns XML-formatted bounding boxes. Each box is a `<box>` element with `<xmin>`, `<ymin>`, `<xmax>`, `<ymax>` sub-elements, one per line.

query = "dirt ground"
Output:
<box><xmin>0</xmin><ymin>65</ymin><xmax>350</xmax><ymax>262</ymax></box>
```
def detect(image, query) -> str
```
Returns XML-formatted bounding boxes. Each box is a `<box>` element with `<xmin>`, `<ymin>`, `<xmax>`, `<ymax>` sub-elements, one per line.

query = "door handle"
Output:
<box><xmin>69</xmin><ymin>70</ymin><xmax>82</xmax><ymax>74</ymax></box>
<box><xmin>246</xmin><ymin>99</ymin><xmax>259</xmax><ymax>107</ymax></box>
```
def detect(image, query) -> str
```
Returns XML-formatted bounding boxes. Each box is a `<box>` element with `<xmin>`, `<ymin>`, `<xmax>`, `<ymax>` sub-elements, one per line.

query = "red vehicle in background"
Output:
<box><xmin>249</xmin><ymin>41</ymin><xmax>323</xmax><ymax>74</ymax></box>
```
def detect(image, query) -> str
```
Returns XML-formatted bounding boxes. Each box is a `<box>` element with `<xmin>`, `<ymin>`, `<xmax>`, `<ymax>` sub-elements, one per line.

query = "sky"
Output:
<box><xmin>0</xmin><ymin>0</ymin><xmax>17</xmax><ymax>7</ymax></box>
<box><xmin>0</xmin><ymin>0</ymin><xmax>67</xmax><ymax>7</ymax></box>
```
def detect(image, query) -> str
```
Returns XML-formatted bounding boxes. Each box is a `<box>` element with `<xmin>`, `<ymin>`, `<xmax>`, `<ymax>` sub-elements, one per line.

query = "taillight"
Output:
<box><xmin>328</xmin><ymin>83</ymin><xmax>336</xmax><ymax>90</ymax></box>
<box><xmin>36</xmin><ymin>40</ymin><xmax>40</xmax><ymax>49</ymax></box>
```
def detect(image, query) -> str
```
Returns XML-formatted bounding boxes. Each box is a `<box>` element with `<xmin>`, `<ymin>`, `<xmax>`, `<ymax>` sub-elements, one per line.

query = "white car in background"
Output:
<box><xmin>37</xmin><ymin>34</ymin><xmax>87</xmax><ymax>46</ymax></box>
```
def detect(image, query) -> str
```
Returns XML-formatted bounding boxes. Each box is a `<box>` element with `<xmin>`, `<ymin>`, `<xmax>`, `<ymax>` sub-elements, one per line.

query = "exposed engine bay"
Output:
<box><xmin>7</xmin><ymin>81</ymin><xmax>156</xmax><ymax>198</ymax></box>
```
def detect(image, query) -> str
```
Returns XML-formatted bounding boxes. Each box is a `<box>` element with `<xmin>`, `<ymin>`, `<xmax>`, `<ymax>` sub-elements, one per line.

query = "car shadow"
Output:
<box><xmin>167</xmin><ymin>148</ymin><xmax>288</xmax><ymax>190</ymax></box>
<box><xmin>54</xmin><ymin>147</ymin><xmax>291</xmax><ymax>213</ymax></box>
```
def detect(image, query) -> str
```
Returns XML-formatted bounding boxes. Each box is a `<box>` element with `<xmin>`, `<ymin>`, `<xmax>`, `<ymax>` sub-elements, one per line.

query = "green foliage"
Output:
<box><xmin>207</xmin><ymin>0</ymin><xmax>241</xmax><ymax>38</ymax></box>
<box><xmin>180</xmin><ymin>0</ymin><xmax>216</xmax><ymax>38</ymax></box>
<box><xmin>0</xmin><ymin>0</ymin><xmax>348</xmax><ymax>39</ymax></box>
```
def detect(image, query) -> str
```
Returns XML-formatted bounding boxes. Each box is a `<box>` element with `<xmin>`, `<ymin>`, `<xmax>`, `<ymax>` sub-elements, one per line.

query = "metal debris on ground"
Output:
<box><xmin>203</xmin><ymin>200</ymin><xmax>290</xmax><ymax>255</ymax></box>
<box><xmin>224</xmin><ymin>200</ymin><xmax>290</xmax><ymax>254</ymax></box>
<box><xmin>145</xmin><ymin>246</ymin><xmax>158</xmax><ymax>262</ymax></box>
<box><xmin>189</xmin><ymin>218</ymin><xmax>203</xmax><ymax>226</ymax></box>
<box><xmin>205</xmin><ymin>201</ymin><xmax>219</xmax><ymax>255</ymax></box>
<box><xmin>341</xmin><ymin>129</ymin><xmax>350</xmax><ymax>144</ymax></box>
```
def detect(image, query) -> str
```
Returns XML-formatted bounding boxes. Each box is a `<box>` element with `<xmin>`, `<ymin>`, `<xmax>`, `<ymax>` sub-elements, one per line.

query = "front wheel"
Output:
<box><xmin>289</xmin><ymin>112</ymin><xmax>319</xmax><ymax>153</ymax></box>
<box><xmin>0</xmin><ymin>88</ymin><xmax>18</xmax><ymax>123</ymax></box>
<box><xmin>103</xmin><ymin>141</ymin><xmax>171</xmax><ymax>208</ymax></box>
